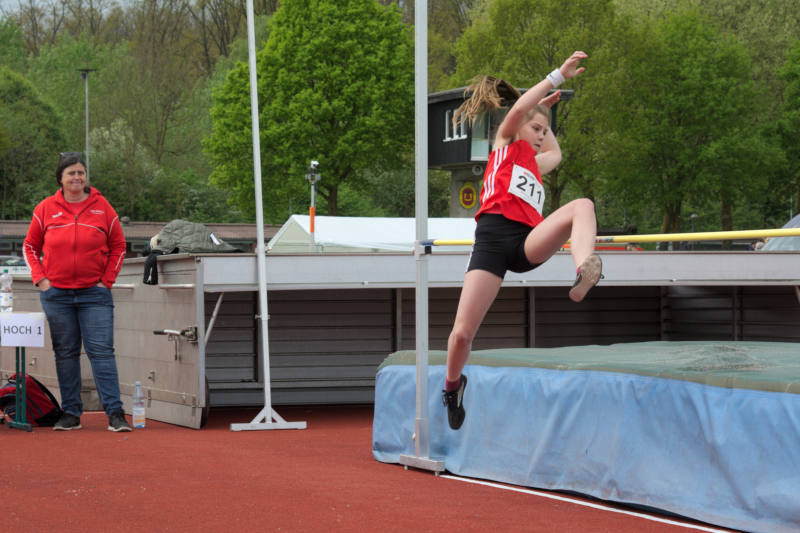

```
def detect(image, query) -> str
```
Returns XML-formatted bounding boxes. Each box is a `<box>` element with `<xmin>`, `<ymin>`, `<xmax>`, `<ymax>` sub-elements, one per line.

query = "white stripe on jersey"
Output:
<box><xmin>482</xmin><ymin>145</ymin><xmax>507</xmax><ymax>204</ymax></box>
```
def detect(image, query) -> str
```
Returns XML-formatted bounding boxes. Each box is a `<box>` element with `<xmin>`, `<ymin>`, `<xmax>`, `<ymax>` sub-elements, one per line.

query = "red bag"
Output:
<box><xmin>0</xmin><ymin>374</ymin><xmax>63</xmax><ymax>426</ymax></box>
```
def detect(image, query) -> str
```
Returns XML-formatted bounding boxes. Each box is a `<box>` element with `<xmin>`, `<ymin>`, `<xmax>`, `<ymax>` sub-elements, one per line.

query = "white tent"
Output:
<box><xmin>762</xmin><ymin>213</ymin><xmax>800</xmax><ymax>251</ymax></box>
<box><xmin>267</xmin><ymin>215</ymin><xmax>476</xmax><ymax>253</ymax></box>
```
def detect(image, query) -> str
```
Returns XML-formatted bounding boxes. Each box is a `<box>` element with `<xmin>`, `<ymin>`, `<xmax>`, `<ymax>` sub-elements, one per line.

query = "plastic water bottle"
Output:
<box><xmin>0</xmin><ymin>269</ymin><xmax>12</xmax><ymax>313</ymax></box>
<box><xmin>132</xmin><ymin>381</ymin><xmax>146</xmax><ymax>428</ymax></box>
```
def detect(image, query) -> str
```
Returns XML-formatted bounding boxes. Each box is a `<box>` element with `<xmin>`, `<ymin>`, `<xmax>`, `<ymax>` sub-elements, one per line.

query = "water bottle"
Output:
<box><xmin>132</xmin><ymin>381</ymin><xmax>146</xmax><ymax>428</ymax></box>
<box><xmin>0</xmin><ymin>269</ymin><xmax>12</xmax><ymax>313</ymax></box>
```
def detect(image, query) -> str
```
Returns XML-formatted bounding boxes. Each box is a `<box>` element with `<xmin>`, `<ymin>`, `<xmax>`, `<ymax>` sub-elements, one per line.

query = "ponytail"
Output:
<box><xmin>453</xmin><ymin>76</ymin><xmax>521</xmax><ymax>128</ymax></box>
<box><xmin>454</xmin><ymin>76</ymin><xmax>552</xmax><ymax>136</ymax></box>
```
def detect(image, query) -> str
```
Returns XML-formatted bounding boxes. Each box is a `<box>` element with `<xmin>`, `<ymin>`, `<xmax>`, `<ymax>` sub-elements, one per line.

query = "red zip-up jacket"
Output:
<box><xmin>23</xmin><ymin>187</ymin><xmax>126</xmax><ymax>289</ymax></box>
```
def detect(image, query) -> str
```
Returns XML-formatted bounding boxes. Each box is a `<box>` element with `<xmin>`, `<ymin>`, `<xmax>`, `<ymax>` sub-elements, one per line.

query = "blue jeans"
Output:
<box><xmin>40</xmin><ymin>286</ymin><xmax>123</xmax><ymax>416</ymax></box>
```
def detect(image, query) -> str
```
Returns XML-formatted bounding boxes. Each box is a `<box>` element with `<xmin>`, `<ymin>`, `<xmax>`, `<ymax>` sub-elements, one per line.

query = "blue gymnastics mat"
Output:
<box><xmin>372</xmin><ymin>341</ymin><xmax>800</xmax><ymax>533</ymax></box>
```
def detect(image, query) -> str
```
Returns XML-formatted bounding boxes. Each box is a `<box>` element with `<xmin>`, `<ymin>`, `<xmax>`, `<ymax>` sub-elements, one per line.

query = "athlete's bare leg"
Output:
<box><xmin>523</xmin><ymin>198</ymin><xmax>597</xmax><ymax>268</ymax></box>
<box><xmin>445</xmin><ymin>269</ymin><xmax>503</xmax><ymax>382</ymax></box>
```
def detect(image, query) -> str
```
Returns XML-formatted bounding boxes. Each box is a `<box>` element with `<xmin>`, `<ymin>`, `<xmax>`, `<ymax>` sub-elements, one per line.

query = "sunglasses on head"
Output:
<box><xmin>59</xmin><ymin>151</ymin><xmax>84</xmax><ymax>159</ymax></box>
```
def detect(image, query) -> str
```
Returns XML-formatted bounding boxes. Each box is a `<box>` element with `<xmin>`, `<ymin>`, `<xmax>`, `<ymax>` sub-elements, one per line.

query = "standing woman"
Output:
<box><xmin>23</xmin><ymin>152</ymin><xmax>131</xmax><ymax>432</ymax></box>
<box><xmin>443</xmin><ymin>51</ymin><xmax>601</xmax><ymax>430</ymax></box>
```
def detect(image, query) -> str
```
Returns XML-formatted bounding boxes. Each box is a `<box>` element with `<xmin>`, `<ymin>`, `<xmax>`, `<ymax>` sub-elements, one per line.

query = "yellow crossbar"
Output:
<box><xmin>595</xmin><ymin>228</ymin><xmax>800</xmax><ymax>244</ymax></box>
<box><xmin>428</xmin><ymin>227</ymin><xmax>800</xmax><ymax>247</ymax></box>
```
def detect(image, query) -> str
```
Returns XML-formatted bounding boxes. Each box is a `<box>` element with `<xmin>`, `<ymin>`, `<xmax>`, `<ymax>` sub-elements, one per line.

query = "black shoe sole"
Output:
<box><xmin>53</xmin><ymin>424</ymin><xmax>81</xmax><ymax>431</ymax></box>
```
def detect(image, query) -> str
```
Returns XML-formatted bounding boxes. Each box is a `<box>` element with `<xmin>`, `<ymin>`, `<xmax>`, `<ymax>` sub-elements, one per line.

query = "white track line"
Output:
<box><xmin>440</xmin><ymin>475</ymin><xmax>732</xmax><ymax>532</ymax></box>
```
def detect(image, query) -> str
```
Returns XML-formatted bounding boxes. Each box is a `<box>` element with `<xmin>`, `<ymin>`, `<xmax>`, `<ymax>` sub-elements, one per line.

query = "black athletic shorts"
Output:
<box><xmin>467</xmin><ymin>214</ymin><xmax>543</xmax><ymax>278</ymax></box>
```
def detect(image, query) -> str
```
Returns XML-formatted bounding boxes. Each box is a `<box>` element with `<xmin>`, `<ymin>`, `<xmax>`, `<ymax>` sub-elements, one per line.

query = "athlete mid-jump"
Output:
<box><xmin>443</xmin><ymin>51</ymin><xmax>601</xmax><ymax>430</ymax></box>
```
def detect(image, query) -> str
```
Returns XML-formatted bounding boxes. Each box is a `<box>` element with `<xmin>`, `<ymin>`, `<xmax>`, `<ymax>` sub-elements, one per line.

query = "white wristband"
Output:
<box><xmin>546</xmin><ymin>68</ymin><xmax>565</xmax><ymax>88</ymax></box>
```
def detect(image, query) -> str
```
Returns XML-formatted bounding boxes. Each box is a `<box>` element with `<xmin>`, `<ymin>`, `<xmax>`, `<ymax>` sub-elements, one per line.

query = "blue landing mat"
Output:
<box><xmin>372</xmin><ymin>342</ymin><xmax>800</xmax><ymax>533</ymax></box>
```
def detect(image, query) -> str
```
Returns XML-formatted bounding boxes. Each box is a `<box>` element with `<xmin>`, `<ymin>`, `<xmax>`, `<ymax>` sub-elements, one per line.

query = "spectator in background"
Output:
<box><xmin>23</xmin><ymin>152</ymin><xmax>131</xmax><ymax>432</ymax></box>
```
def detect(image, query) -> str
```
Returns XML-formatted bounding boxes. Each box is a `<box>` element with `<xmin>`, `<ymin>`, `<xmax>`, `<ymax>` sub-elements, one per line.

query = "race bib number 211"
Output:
<box><xmin>508</xmin><ymin>164</ymin><xmax>545</xmax><ymax>215</ymax></box>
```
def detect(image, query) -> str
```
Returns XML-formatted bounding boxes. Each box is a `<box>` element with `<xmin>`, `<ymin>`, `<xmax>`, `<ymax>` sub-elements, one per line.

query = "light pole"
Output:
<box><xmin>690</xmin><ymin>213</ymin><xmax>699</xmax><ymax>250</ymax></box>
<box><xmin>77</xmin><ymin>68</ymin><xmax>97</xmax><ymax>180</ymax></box>
<box><xmin>305</xmin><ymin>160</ymin><xmax>321</xmax><ymax>250</ymax></box>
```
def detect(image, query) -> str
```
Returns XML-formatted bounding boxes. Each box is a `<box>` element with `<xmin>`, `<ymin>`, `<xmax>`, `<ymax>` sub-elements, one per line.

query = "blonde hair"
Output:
<box><xmin>453</xmin><ymin>76</ymin><xmax>551</xmax><ymax>130</ymax></box>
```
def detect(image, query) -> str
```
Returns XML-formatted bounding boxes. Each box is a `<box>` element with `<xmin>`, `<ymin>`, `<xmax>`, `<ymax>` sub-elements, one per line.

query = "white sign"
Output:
<box><xmin>508</xmin><ymin>163</ymin><xmax>545</xmax><ymax>215</ymax></box>
<box><xmin>0</xmin><ymin>312</ymin><xmax>46</xmax><ymax>347</ymax></box>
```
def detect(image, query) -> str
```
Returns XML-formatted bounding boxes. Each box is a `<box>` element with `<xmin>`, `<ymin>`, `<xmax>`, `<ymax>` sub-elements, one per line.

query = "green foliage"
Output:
<box><xmin>0</xmin><ymin>67</ymin><xmax>66</xmax><ymax>219</ymax></box>
<box><xmin>615</xmin><ymin>0</ymin><xmax>800</xmax><ymax>117</ymax></box>
<box><xmin>564</xmin><ymin>7</ymin><xmax>775</xmax><ymax>235</ymax></box>
<box><xmin>427</xmin><ymin>0</ymin><xmax>479</xmax><ymax>91</ymax></box>
<box><xmin>344</xmin><ymin>168</ymin><xmax>450</xmax><ymax>217</ymax></box>
<box><xmin>694</xmin><ymin>0</ymin><xmax>800</xmax><ymax>114</ymax></box>
<box><xmin>773</xmin><ymin>39</ymin><xmax>800</xmax><ymax>224</ymax></box>
<box><xmin>0</xmin><ymin>18</ymin><xmax>26</xmax><ymax>72</ymax></box>
<box><xmin>26</xmin><ymin>32</ymin><xmax>126</xmax><ymax>152</ymax></box>
<box><xmin>564</xmin><ymin>42</ymin><xmax>659</xmax><ymax>231</ymax></box>
<box><xmin>209</xmin><ymin>15</ymin><xmax>273</xmax><ymax>81</ymax></box>
<box><xmin>452</xmin><ymin>0</ymin><xmax>616</xmax><ymax>84</ymax></box>
<box><xmin>90</xmin><ymin>118</ymin><xmax>241</xmax><ymax>222</ymax></box>
<box><xmin>88</xmin><ymin>118</ymin><xmax>160</xmax><ymax>219</ymax></box>
<box><xmin>137</xmin><ymin>168</ymin><xmax>243</xmax><ymax>223</ymax></box>
<box><xmin>451</xmin><ymin>0</ymin><xmax>618</xmax><ymax>213</ymax></box>
<box><xmin>3</xmin><ymin>0</ymin><xmax>797</xmax><ymax>233</ymax></box>
<box><xmin>206</xmin><ymin>0</ymin><xmax>415</xmax><ymax>222</ymax></box>
<box><xmin>619</xmin><ymin>9</ymin><xmax>771</xmax><ymax>233</ymax></box>
<box><xmin>23</xmin><ymin>25</ymin><xmax>241</xmax><ymax>224</ymax></box>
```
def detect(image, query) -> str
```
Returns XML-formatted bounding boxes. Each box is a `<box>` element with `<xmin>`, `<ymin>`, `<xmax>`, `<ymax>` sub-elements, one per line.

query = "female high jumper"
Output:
<box><xmin>443</xmin><ymin>51</ymin><xmax>601</xmax><ymax>430</ymax></box>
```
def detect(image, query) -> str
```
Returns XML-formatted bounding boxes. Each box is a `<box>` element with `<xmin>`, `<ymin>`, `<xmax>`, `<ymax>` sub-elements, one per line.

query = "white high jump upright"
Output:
<box><xmin>230</xmin><ymin>0</ymin><xmax>306</xmax><ymax>431</ymax></box>
<box><xmin>398</xmin><ymin>0</ymin><xmax>445</xmax><ymax>472</ymax></box>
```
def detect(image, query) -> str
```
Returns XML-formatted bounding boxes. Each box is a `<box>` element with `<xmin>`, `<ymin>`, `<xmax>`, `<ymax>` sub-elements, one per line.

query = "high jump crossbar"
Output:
<box><xmin>422</xmin><ymin>227</ymin><xmax>800</xmax><ymax>247</ymax></box>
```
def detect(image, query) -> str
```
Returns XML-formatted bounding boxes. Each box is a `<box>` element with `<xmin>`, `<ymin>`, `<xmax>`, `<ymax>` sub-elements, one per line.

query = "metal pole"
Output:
<box><xmin>306</xmin><ymin>161</ymin><xmax>320</xmax><ymax>251</ymax></box>
<box><xmin>398</xmin><ymin>0</ymin><xmax>444</xmax><ymax>473</ymax></box>
<box><xmin>77</xmin><ymin>69</ymin><xmax>96</xmax><ymax>179</ymax></box>
<box><xmin>310</xmin><ymin>183</ymin><xmax>315</xmax><ymax>249</ymax></box>
<box><xmin>230</xmin><ymin>0</ymin><xmax>305</xmax><ymax>431</ymax></box>
<box><xmin>84</xmin><ymin>73</ymin><xmax>89</xmax><ymax>178</ymax></box>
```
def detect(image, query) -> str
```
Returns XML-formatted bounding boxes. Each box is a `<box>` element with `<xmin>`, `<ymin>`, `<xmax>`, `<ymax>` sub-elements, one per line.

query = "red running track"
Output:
<box><xmin>3</xmin><ymin>405</ymin><xmax>735</xmax><ymax>532</ymax></box>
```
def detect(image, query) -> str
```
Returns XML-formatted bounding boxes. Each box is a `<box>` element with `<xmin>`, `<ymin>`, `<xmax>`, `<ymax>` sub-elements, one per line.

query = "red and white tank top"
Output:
<box><xmin>475</xmin><ymin>140</ymin><xmax>545</xmax><ymax>228</ymax></box>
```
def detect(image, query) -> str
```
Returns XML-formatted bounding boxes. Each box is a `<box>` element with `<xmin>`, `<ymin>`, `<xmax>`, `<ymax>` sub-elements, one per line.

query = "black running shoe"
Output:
<box><xmin>442</xmin><ymin>374</ymin><xmax>468</xmax><ymax>430</ymax></box>
<box><xmin>107</xmin><ymin>411</ymin><xmax>132</xmax><ymax>432</ymax></box>
<box><xmin>53</xmin><ymin>413</ymin><xmax>82</xmax><ymax>431</ymax></box>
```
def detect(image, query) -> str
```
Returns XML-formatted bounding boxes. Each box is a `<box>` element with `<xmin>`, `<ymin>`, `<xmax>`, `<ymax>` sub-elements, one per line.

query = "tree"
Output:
<box><xmin>187</xmin><ymin>0</ymin><xmax>281</xmax><ymax>76</ymax></box>
<box><xmin>145</xmin><ymin>167</ymin><xmax>243</xmax><ymax>222</ymax></box>
<box><xmin>0</xmin><ymin>67</ymin><xmax>66</xmax><ymax>219</ymax></box>
<box><xmin>427</xmin><ymin>0</ymin><xmax>479</xmax><ymax>91</ymax></box>
<box><xmin>206</xmin><ymin>0</ymin><xmax>415</xmax><ymax>222</ymax></box>
<box><xmin>120</xmin><ymin>0</ymin><xmax>203</xmax><ymax>166</ymax></box>
<box><xmin>61</xmin><ymin>0</ymin><xmax>118</xmax><ymax>42</ymax></box>
<box><xmin>0</xmin><ymin>17</ymin><xmax>27</xmax><ymax>72</ymax></box>
<box><xmin>557</xmin><ymin>12</ymin><xmax>649</xmax><ymax>230</ymax></box>
<box><xmin>695</xmin><ymin>0</ymin><xmax>800</xmax><ymax>115</ymax></box>
<box><xmin>615</xmin><ymin>0</ymin><xmax>800</xmax><ymax>118</ymax></box>
<box><xmin>451</xmin><ymin>0</ymin><xmax>618</xmax><ymax>213</ymax></box>
<box><xmin>775</xmin><ymin>40</ymin><xmax>800</xmax><ymax>224</ymax></box>
<box><xmin>600</xmin><ymin>8</ymin><xmax>770</xmax><ymax>235</ymax></box>
<box><xmin>12</xmin><ymin>0</ymin><xmax>68</xmax><ymax>56</ymax></box>
<box><xmin>189</xmin><ymin>0</ymin><xmax>246</xmax><ymax>75</ymax></box>
<box><xmin>26</xmin><ymin>31</ymin><xmax>122</xmax><ymax>151</ymax></box>
<box><xmin>89</xmin><ymin>118</ymin><xmax>159</xmax><ymax>219</ymax></box>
